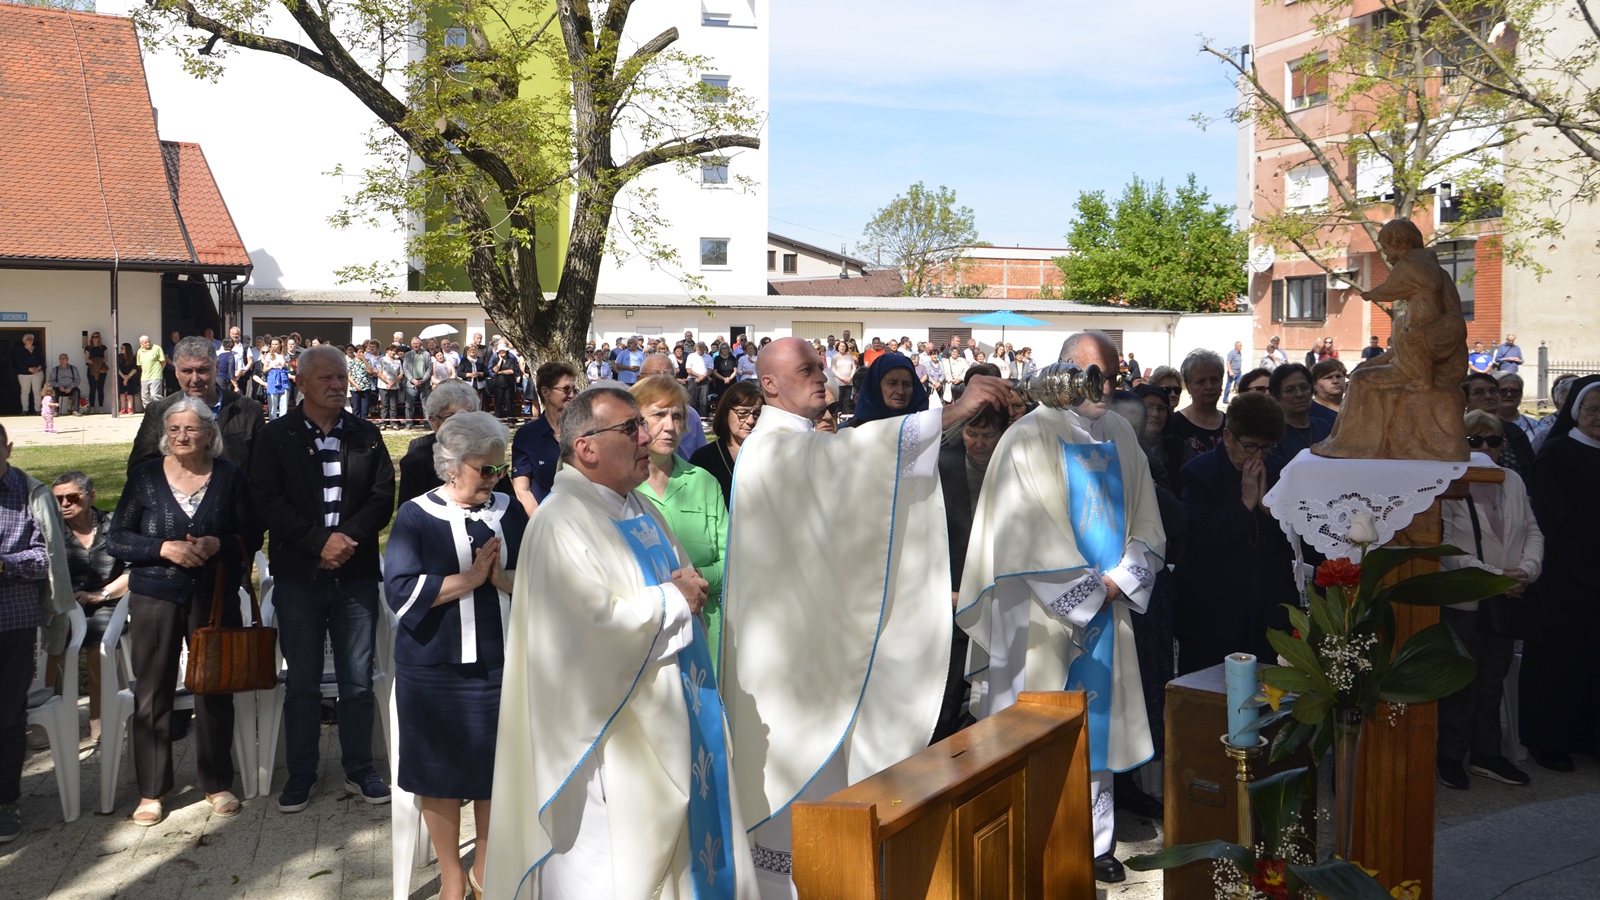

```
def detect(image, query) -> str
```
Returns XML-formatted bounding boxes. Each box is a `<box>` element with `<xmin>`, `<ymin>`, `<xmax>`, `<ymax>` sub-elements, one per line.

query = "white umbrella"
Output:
<box><xmin>418</xmin><ymin>323</ymin><xmax>458</xmax><ymax>339</ymax></box>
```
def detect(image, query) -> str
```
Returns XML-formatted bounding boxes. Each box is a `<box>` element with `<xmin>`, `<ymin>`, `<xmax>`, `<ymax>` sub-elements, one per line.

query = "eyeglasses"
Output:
<box><xmin>579</xmin><ymin>416</ymin><xmax>647</xmax><ymax>440</ymax></box>
<box><xmin>54</xmin><ymin>493</ymin><xmax>83</xmax><ymax>506</ymax></box>
<box><xmin>730</xmin><ymin>407</ymin><xmax>762</xmax><ymax>422</ymax></box>
<box><xmin>1498</xmin><ymin>388</ymin><xmax>1521</xmax><ymax>397</ymax></box>
<box><xmin>1466</xmin><ymin>435</ymin><xmax>1505</xmax><ymax>448</ymax></box>
<box><xmin>1579</xmin><ymin>404</ymin><xmax>1600</xmax><ymax>418</ymax></box>
<box><xmin>1162</xmin><ymin>387</ymin><xmax>1182</xmax><ymax>397</ymax></box>
<box><xmin>165</xmin><ymin>426</ymin><xmax>205</xmax><ymax>437</ymax></box>
<box><xmin>477</xmin><ymin>463</ymin><xmax>511</xmax><ymax>479</ymax></box>
<box><xmin>550</xmin><ymin>385</ymin><xmax>578</xmax><ymax>396</ymax></box>
<box><xmin>1236</xmin><ymin>439</ymin><xmax>1275</xmax><ymax>455</ymax></box>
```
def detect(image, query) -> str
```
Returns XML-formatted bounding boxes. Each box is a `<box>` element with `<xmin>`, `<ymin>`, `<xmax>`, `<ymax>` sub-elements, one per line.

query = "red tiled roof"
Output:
<box><xmin>162</xmin><ymin>141</ymin><xmax>251</xmax><ymax>268</ymax></box>
<box><xmin>767</xmin><ymin>270</ymin><xmax>905</xmax><ymax>297</ymax></box>
<box><xmin>0</xmin><ymin>7</ymin><xmax>248</xmax><ymax>273</ymax></box>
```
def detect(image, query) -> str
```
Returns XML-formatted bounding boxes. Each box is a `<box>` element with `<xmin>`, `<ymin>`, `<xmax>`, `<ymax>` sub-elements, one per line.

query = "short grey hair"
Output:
<box><xmin>298</xmin><ymin>344</ymin><xmax>346</xmax><ymax>378</ymax></box>
<box><xmin>1180</xmin><ymin>349</ymin><xmax>1225</xmax><ymax>387</ymax></box>
<box><xmin>432</xmin><ymin>411</ymin><xmax>509</xmax><ymax>481</ymax></box>
<box><xmin>172</xmin><ymin>336</ymin><xmax>218</xmax><ymax>365</ymax></box>
<box><xmin>1150</xmin><ymin>365</ymin><xmax>1180</xmax><ymax>385</ymax></box>
<box><xmin>158</xmin><ymin>395</ymin><xmax>224</xmax><ymax>458</ymax></box>
<box><xmin>1495</xmin><ymin>371</ymin><xmax>1524</xmax><ymax>388</ymax></box>
<box><xmin>53</xmin><ymin>470</ymin><xmax>94</xmax><ymax>496</ymax></box>
<box><xmin>425</xmin><ymin>379</ymin><xmax>481</xmax><ymax>419</ymax></box>
<box><xmin>559</xmin><ymin>387</ymin><xmax>636</xmax><ymax>463</ymax></box>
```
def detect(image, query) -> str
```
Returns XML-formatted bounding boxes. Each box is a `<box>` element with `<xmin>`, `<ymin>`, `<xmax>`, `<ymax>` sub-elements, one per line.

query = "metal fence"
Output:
<box><xmin>1536</xmin><ymin>342</ymin><xmax>1600</xmax><ymax>408</ymax></box>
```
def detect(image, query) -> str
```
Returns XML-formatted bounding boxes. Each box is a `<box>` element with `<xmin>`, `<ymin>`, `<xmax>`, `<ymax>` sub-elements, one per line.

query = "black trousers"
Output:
<box><xmin>0</xmin><ymin>628</ymin><xmax>33</xmax><ymax>805</ymax></box>
<box><xmin>1438</xmin><ymin>606</ymin><xmax>1514</xmax><ymax>760</ymax></box>
<box><xmin>129</xmin><ymin>592</ymin><xmax>238</xmax><ymax>799</ymax></box>
<box><xmin>494</xmin><ymin>381</ymin><xmax>519</xmax><ymax>420</ymax></box>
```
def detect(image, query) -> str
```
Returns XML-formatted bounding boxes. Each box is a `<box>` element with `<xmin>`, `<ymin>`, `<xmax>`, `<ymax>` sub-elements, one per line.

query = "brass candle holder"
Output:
<box><xmin>1221</xmin><ymin>734</ymin><xmax>1269</xmax><ymax>847</ymax></box>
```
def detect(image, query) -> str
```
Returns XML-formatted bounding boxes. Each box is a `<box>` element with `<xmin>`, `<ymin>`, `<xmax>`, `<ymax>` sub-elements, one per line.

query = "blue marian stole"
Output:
<box><xmin>614</xmin><ymin>514</ymin><xmax>736</xmax><ymax>899</ymax></box>
<box><xmin>1059</xmin><ymin>440</ymin><xmax>1126</xmax><ymax>772</ymax></box>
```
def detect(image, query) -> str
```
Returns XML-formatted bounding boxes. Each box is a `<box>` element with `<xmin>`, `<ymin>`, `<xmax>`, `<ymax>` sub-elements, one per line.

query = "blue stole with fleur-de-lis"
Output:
<box><xmin>614</xmin><ymin>514</ymin><xmax>736</xmax><ymax>899</ymax></box>
<box><xmin>1060</xmin><ymin>440</ymin><xmax>1126</xmax><ymax>772</ymax></box>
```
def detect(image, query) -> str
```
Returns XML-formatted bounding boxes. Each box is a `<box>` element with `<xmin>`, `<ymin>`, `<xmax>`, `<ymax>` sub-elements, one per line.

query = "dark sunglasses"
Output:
<box><xmin>1466</xmin><ymin>435</ymin><xmax>1505</xmax><ymax>449</ymax></box>
<box><xmin>1162</xmin><ymin>386</ymin><xmax>1182</xmax><ymax>397</ymax></box>
<box><xmin>55</xmin><ymin>492</ymin><xmax>83</xmax><ymax>506</ymax></box>
<box><xmin>477</xmin><ymin>463</ymin><xmax>511</xmax><ymax>479</ymax></box>
<box><xmin>822</xmin><ymin>402</ymin><xmax>843</xmax><ymax>417</ymax></box>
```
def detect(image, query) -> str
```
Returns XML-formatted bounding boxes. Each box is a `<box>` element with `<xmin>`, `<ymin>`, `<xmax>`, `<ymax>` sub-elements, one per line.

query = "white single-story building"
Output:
<box><xmin>242</xmin><ymin>289</ymin><xmax>1250</xmax><ymax>373</ymax></box>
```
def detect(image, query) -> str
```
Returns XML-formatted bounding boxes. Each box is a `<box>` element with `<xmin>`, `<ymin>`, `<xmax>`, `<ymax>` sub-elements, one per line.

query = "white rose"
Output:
<box><xmin>1347</xmin><ymin>509</ymin><xmax>1379</xmax><ymax>545</ymax></box>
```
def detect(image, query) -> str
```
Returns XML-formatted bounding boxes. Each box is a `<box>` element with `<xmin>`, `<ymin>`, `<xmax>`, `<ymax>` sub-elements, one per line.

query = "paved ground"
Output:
<box><xmin>1</xmin><ymin>411</ymin><xmax>145</xmax><ymax>448</ymax></box>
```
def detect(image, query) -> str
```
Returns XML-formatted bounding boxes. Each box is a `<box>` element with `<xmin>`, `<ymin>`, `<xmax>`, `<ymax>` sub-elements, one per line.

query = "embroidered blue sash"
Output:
<box><xmin>614</xmin><ymin>514</ymin><xmax>736</xmax><ymax>899</ymax></box>
<box><xmin>1059</xmin><ymin>440</ymin><xmax>1126</xmax><ymax>772</ymax></box>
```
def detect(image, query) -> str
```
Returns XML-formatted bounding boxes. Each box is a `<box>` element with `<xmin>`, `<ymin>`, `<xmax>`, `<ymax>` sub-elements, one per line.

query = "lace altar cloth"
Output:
<box><xmin>1261</xmin><ymin>449</ymin><xmax>1479</xmax><ymax>561</ymax></box>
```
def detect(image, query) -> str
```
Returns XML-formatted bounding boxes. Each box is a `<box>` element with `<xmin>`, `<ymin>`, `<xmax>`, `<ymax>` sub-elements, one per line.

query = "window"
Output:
<box><xmin>1436</xmin><ymin>241</ymin><xmax>1476</xmax><ymax>320</ymax></box>
<box><xmin>701</xmin><ymin>157</ymin><xmax>729</xmax><ymax>185</ymax></box>
<box><xmin>700</xmin><ymin>238</ymin><xmax>730</xmax><ymax>268</ymax></box>
<box><xmin>1271</xmin><ymin>276</ymin><xmax>1327</xmax><ymax>323</ymax></box>
<box><xmin>1284</xmin><ymin>165</ymin><xmax>1329</xmax><ymax>208</ymax></box>
<box><xmin>766</xmin><ymin>250</ymin><xmax>776</xmax><ymax>271</ymax></box>
<box><xmin>1288</xmin><ymin>54</ymin><xmax>1328</xmax><ymax>110</ymax></box>
<box><xmin>703</xmin><ymin>11</ymin><xmax>731</xmax><ymax>25</ymax></box>
<box><xmin>782</xmin><ymin>253</ymin><xmax>797</xmax><ymax>274</ymax></box>
<box><xmin>700</xmin><ymin>75</ymin><xmax>731</xmax><ymax>104</ymax></box>
<box><xmin>443</xmin><ymin>27</ymin><xmax>467</xmax><ymax>74</ymax></box>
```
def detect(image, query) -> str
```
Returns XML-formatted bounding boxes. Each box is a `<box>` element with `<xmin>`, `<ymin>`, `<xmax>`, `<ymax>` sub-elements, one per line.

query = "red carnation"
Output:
<box><xmin>1315</xmin><ymin>558</ymin><xmax>1362</xmax><ymax>588</ymax></box>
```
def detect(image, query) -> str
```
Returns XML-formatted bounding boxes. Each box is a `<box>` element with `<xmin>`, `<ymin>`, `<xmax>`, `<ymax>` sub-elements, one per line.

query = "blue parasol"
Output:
<box><xmin>958</xmin><ymin>310</ymin><xmax>1050</xmax><ymax>344</ymax></box>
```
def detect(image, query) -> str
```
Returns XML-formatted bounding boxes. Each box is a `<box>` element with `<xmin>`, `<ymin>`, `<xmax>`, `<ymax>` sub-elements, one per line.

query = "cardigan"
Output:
<box><xmin>384</xmin><ymin>491</ymin><xmax>527</xmax><ymax>667</ymax></box>
<box><xmin>108</xmin><ymin>458</ymin><xmax>262</xmax><ymax>604</ymax></box>
<box><xmin>1440</xmin><ymin>464</ymin><xmax>1543</xmax><ymax>611</ymax></box>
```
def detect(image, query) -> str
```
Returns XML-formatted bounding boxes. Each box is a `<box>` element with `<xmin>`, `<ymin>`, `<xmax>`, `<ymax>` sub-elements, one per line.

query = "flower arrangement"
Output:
<box><xmin>1253</xmin><ymin>510</ymin><xmax>1515</xmax><ymax>763</ymax></box>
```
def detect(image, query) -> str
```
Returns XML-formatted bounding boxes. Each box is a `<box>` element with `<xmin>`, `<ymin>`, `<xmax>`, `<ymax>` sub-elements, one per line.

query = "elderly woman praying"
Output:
<box><xmin>384</xmin><ymin>411</ymin><xmax>526</xmax><ymax>900</ymax></box>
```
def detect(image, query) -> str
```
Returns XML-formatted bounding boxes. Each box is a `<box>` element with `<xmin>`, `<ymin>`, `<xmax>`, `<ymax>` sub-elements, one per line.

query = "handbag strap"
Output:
<box><xmin>1465</xmin><ymin>494</ymin><xmax>1485</xmax><ymax>561</ymax></box>
<box><xmin>205</xmin><ymin>534</ymin><xmax>263</xmax><ymax>629</ymax></box>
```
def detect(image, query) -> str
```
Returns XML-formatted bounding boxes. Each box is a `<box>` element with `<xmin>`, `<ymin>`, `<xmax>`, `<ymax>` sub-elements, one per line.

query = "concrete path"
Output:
<box><xmin>1</xmin><ymin>412</ymin><xmax>145</xmax><ymax>449</ymax></box>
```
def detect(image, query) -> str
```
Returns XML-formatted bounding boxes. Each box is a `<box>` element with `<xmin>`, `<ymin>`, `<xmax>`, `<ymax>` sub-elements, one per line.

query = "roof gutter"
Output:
<box><xmin>0</xmin><ymin>256</ymin><xmax>251</xmax><ymax>277</ymax></box>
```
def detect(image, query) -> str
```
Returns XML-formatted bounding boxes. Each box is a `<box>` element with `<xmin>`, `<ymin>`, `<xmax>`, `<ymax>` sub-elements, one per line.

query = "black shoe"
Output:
<box><xmin>1094</xmin><ymin>852</ymin><xmax>1126</xmax><ymax>884</ymax></box>
<box><xmin>278</xmin><ymin>773</ymin><xmax>316</xmax><ymax>813</ymax></box>
<box><xmin>1469</xmin><ymin>753</ymin><xmax>1531</xmax><ymax>786</ymax></box>
<box><xmin>0</xmin><ymin>803</ymin><xmax>20</xmax><ymax>843</ymax></box>
<box><xmin>1529</xmin><ymin>748</ymin><xmax>1574</xmax><ymax>772</ymax></box>
<box><xmin>343</xmin><ymin>767</ymin><xmax>391</xmax><ymax>805</ymax></box>
<box><xmin>1437</xmin><ymin>755</ymin><xmax>1469</xmax><ymax>790</ymax></box>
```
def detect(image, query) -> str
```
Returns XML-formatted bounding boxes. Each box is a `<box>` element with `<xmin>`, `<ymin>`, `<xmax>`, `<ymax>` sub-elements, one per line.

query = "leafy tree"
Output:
<box><xmin>1200</xmin><ymin>1</ymin><xmax>1535</xmax><ymax>296</ymax></box>
<box><xmin>134</xmin><ymin>0</ymin><xmax>762</xmax><ymax>368</ymax></box>
<box><xmin>1052</xmin><ymin>174</ymin><xmax>1246</xmax><ymax>312</ymax></box>
<box><xmin>859</xmin><ymin>182</ymin><xmax>979</xmax><ymax>297</ymax></box>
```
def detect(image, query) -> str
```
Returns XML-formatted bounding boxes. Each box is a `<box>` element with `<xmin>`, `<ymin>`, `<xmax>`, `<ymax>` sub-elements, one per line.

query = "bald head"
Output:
<box><xmin>1058</xmin><ymin>330</ymin><xmax>1119</xmax><ymax>419</ymax></box>
<box><xmin>640</xmin><ymin>352</ymin><xmax>675</xmax><ymax>378</ymax></box>
<box><xmin>757</xmin><ymin>337</ymin><xmax>829</xmax><ymax>419</ymax></box>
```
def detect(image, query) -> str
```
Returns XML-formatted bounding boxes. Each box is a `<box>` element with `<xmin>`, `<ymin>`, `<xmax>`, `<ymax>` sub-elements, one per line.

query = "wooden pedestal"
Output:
<box><xmin>791</xmin><ymin>691</ymin><xmax>1094</xmax><ymax>899</ymax></box>
<box><xmin>1350</xmin><ymin>467</ymin><xmax>1501</xmax><ymax>900</ymax></box>
<box><xmin>1163</xmin><ymin>664</ymin><xmax>1314</xmax><ymax>900</ymax></box>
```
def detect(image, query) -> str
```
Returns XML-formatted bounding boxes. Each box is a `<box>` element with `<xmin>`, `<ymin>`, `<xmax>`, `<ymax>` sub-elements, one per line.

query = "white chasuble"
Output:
<box><xmin>956</xmin><ymin>405</ymin><xmax>1166</xmax><ymax>774</ymax></box>
<box><xmin>483</xmin><ymin>467</ymin><xmax>756</xmax><ymax>900</ymax></box>
<box><xmin>720</xmin><ymin>406</ymin><xmax>951</xmax><ymax>890</ymax></box>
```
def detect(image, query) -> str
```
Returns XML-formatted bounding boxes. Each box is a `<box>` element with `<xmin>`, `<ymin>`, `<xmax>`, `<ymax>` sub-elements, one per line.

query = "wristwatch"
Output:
<box><xmin>100</xmin><ymin>589</ymin><xmax>111</xmax><ymax>601</ymax></box>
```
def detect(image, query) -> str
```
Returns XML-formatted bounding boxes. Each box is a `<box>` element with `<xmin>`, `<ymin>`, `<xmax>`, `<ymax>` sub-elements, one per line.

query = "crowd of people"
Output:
<box><xmin>2</xmin><ymin>317</ymin><xmax>1595</xmax><ymax>897</ymax></box>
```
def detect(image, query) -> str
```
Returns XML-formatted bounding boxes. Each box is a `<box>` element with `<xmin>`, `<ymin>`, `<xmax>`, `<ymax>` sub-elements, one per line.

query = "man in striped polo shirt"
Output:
<box><xmin>250</xmin><ymin>345</ymin><xmax>395</xmax><ymax>814</ymax></box>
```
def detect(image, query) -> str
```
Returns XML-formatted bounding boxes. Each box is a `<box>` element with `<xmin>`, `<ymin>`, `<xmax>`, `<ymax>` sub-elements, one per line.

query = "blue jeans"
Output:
<box><xmin>268</xmin><ymin>391</ymin><xmax>288</xmax><ymax>419</ymax></box>
<box><xmin>1223</xmin><ymin>372</ymin><xmax>1239</xmax><ymax>402</ymax></box>
<box><xmin>274</xmin><ymin>576</ymin><xmax>378</xmax><ymax>779</ymax></box>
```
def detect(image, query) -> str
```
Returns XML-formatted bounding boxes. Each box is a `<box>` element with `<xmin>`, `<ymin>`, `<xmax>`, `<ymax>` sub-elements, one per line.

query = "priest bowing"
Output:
<box><xmin>484</xmin><ymin>386</ymin><xmax>757</xmax><ymax>899</ymax></box>
<box><xmin>720</xmin><ymin>337</ymin><xmax>1012</xmax><ymax>897</ymax></box>
<box><xmin>957</xmin><ymin>330</ymin><xmax>1167</xmax><ymax>884</ymax></box>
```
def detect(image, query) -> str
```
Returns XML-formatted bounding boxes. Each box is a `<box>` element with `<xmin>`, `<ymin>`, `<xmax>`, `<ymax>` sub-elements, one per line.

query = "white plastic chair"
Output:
<box><xmin>98</xmin><ymin>592</ymin><xmax>259</xmax><ymax>814</ymax></box>
<box><xmin>1502</xmin><ymin>643</ymin><xmax>1526</xmax><ymax>762</ymax></box>
<box><xmin>27</xmin><ymin>605</ymin><xmax>86</xmax><ymax>823</ymax></box>
<box><xmin>382</xmin><ymin>598</ymin><xmax>435</xmax><ymax>899</ymax></box>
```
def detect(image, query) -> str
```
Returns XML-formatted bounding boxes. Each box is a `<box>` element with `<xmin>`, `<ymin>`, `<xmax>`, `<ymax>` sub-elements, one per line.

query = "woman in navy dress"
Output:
<box><xmin>384</xmin><ymin>411</ymin><xmax>526</xmax><ymax>900</ymax></box>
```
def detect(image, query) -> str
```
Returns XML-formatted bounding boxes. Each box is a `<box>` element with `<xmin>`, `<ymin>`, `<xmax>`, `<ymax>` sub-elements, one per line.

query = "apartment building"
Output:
<box><xmin>1241</xmin><ymin>0</ymin><xmax>1506</xmax><ymax>366</ymax></box>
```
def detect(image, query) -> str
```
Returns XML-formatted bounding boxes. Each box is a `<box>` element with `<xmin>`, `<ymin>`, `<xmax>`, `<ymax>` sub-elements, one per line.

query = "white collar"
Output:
<box><xmin>752</xmin><ymin>405</ymin><xmax>816</xmax><ymax>435</ymax></box>
<box><xmin>589</xmin><ymin>479</ymin><xmax>644</xmax><ymax>519</ymax></box>
<box><xmin>1572</xmin><ymin>429</ymin><xmax>1600</xmax><ymax>449</ymax></box>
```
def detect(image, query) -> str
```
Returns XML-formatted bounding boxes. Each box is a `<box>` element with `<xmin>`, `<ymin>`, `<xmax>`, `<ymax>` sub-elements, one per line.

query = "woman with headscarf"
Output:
<box><xmin>1519</xmin><ymin>375</ymin><xmax>1600</xmax><ymax>773</ymax></box>
<box><xmin>845</xmin><ymin>351</ymin><xmax>929</xmax><ymax>428</ymax></box>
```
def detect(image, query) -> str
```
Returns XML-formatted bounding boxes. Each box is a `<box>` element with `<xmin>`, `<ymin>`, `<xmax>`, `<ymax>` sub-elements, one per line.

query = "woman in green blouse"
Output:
<box><xmin>630</xmin><ymin>375</ymin><xmax>730</xmax><ymax>673</ymax></box>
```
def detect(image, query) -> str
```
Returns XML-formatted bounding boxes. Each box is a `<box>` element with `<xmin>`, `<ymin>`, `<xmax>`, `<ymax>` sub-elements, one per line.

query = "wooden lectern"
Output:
<box><xmin>1351</xmin><ymin>466</ymin><xmax>1503</xmax><ymax>900</ymax></box>
<box><xmin>790</xmin><ymin>691</ymin><xmax>1094</xmax><ymax>899</ymax></box>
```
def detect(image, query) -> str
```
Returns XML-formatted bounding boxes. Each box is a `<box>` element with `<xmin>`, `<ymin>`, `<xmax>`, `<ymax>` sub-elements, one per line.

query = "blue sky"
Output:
<box><xmin>767</xmin><ymin>0</ymin><xmax>1247</xmax><ymax>253</ymax></box>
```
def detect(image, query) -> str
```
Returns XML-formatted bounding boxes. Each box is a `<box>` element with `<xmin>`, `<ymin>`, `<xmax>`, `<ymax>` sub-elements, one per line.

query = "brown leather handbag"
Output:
<box><xmin>185</xmin><ymin>541</ymin><xmax>277</xmax><ymax>695</ymax></box>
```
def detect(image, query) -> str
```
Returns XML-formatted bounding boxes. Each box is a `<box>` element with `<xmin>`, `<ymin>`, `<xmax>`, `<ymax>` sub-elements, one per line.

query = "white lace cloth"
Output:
<box><xmin>1262</xmin><ymin>449</ymin><xmax>1478</xmax><ymax>561</ymax></box>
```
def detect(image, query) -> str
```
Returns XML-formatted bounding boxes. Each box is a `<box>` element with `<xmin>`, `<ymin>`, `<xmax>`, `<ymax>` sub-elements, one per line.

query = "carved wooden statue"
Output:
<box><xmin>1313</xmin><ymin>219</ymin><xmax>1469</xmax><ymax>462</ymax></box>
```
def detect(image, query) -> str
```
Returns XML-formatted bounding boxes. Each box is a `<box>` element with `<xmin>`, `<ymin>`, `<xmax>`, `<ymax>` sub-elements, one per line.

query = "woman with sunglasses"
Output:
<box><xmin>510</xmin><ymin>362</ymin><xmax>578</xmax><ymax>517</ymax></box>
<box><xmin>631</xmin><ymin>375</ymin><xmax>730</xmax><ymax>671</ymax></box>
<box><xmin>689</xmin><ymin>379</ymin><xmax>763</xmax><ymax>508</ymax></box>
<box><xmin>1435</xmin><ymin>409</ymin><xmax>1541</xmax><ymax>789</ymax></box>
<box><xmin>384</xmin><ymin>411</ymin><xmax>525</xmax><ymax>900</ymax></box>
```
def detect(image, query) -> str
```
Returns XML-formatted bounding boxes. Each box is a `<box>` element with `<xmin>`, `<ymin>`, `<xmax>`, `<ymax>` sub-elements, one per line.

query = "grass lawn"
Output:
<box><xmin>10</xmin><ymin>431</ymin><xmax>424</xmax><ymax>550</ymax></box>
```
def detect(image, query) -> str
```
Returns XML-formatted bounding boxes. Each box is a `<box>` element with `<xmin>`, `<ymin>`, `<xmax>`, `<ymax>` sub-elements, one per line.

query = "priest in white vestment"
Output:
<box><xmin>957</xmin><ymin>331</ymin><xmax>1167</xmax><ymax>884</ymax></box>
<box><xmin>720</xmin><ymin>337</ymin><xmax>1012</xmax><ymax>896</ymax></box>
<box><xmin>484</xmin><ymin>386</ymin><xmax>757</xmax><ymax>899</ymax></box>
